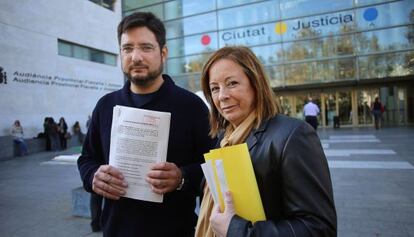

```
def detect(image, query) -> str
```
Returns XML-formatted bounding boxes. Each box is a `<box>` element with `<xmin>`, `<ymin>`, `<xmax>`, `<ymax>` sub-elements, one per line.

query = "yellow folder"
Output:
<box><xmin>203</xmin><ymin>143</ymin><xmax>266</xmax><ymax>223</ymax></box>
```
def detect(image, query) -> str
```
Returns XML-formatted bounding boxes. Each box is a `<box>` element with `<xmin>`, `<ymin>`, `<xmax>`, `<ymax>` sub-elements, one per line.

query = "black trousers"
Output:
<box><xmin>90</xmin><ymin>193</ymin><xmax>103</xmax><ymax>230</ymax></box>
<box><xmin>305</xmin><ymin>116</ymin><xmax>318</xmax><ymax>130</ymax></box>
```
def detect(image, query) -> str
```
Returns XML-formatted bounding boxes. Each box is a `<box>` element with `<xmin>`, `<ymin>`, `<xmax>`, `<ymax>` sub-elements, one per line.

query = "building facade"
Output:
<box><xmin>0</xmin><ymin>0</ymin><xmax>123</xmax><ymax>137</ymax></box>
<box><xmin>124</xmin><ymin>0</ymin><xmax>414</xmax><ymax>127</ymax></box>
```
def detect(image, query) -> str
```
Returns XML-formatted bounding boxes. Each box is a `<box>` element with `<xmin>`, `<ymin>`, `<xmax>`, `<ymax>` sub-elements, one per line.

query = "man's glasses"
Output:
<box><xmin>121</xmin><ymin>44</ymin><xmax>157</xmax><ymax>54</ymax></box>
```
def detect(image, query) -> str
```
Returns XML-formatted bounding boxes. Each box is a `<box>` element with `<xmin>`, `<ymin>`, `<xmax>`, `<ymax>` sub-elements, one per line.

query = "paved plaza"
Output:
<box><xmin>0</xmin><ymin>127</ymin><xmax>413</xmax><ymax>237</ymax></box>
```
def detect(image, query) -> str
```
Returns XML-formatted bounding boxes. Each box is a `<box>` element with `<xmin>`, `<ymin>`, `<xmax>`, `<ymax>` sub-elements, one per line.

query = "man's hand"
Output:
<box><xmin>92</xmin><ymin>165</ymin><xmax>128</xmax><ymax>200</ymax></box>
<box><xmin>146</xmin><ymin>162</ymin><xmax>182</xmax><ymax>194</ymax></box>
<box><xmin>210</xmin><ymin>191</ymin><xmax>236</xmax><ymax>237</ymax></box>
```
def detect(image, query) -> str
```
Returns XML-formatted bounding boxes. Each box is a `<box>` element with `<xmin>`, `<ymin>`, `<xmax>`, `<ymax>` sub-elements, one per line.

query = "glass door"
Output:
<box><xmin>380</xmin><ymin>86</ymin><xmax>407</xmax><ymax>126</ymax></box>
<box><xmin>294</xmin><ymin>94</ymin><xmax>307</xmax><ymax>120</ymax></box>
<box><xmin>279</xmin><ymin>95</ymin><xmax>293</xmax><ymax>117</ymax></box>
<box><xmin>338</xmin><ymin>91</ymin><xmax>352</xmax><ymax>126</ymax></box>
<box><xmin>322</xmin><ymin>93</ymin><xmax>336</xmax><ymax>127</ymax></box>
<box><xmin>294</xmin><ymin>92</ymin><xmax>321</xmax><ymax>123</ymax></box>
<box><xmin>397</xmin><ymin>88</ymin><xmax>406</xmax><ymax>125</ymax></box>
<box><xmin>357</xmin><ymin>89</ymin><xmax>378</xmax><ymax>126</ymax></box>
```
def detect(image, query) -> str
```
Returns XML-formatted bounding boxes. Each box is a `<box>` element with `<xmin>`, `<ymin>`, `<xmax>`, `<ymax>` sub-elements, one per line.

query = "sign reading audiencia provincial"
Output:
<box><xmin>10</xmin><ymin>70</ymin><xmax>121</xmax><ymax>91</ymax></box>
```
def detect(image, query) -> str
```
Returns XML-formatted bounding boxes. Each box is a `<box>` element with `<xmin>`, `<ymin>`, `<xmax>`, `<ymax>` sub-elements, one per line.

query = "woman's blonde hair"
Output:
<box><xmin>201</xmin><ymin>46</ymin><xmax>278</xmax><ymax>137</ymax></box>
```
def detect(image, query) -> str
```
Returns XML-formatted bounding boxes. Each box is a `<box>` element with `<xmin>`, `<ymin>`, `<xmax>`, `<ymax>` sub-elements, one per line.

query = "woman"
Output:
<box><xmin>371</xmin><ymin>97</ymin><xmax>383</xmax><ymax>129</ymax></box>
<box><xmin>58</xmin><ymin>117</ymin><xmax>68</xmax><ymax>150</ymax></box>
<box><xmin>43</xmin><ymin>117</ymin><xmax>52</xmax><ymax>151</ymax></box>
<box><xmin>10</xmin><ymin>120</ymin><xmax>29</xmax><ymax>156</ymax></box>
<box><xmin>72</xmin><ymin>121</ymin><xmax>84</xmax><ymax>144</ymax></box>
<box><xmin>195</xmin><ymin>46</ymin><xmax>336</xmax><ymax>237</ymax></box>
<box><xmin>46</xmin><ymin>117</ymin><xmax>59</xmax><ymax>151</ymax></box>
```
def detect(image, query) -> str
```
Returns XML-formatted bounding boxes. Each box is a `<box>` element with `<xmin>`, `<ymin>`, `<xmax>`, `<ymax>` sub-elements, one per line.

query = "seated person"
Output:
<box><xmin>10</xmin><ymin>120</ymin><xmax>29</xmax><ymax>156</ymax></box>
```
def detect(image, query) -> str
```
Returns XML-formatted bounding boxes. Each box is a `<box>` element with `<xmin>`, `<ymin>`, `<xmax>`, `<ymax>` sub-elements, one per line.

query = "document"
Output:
<box><xmin>202</xmin><ymin>143</ymin><xmax>266</xmax><ymax>223</ymax></box>
<box><xmin>109</xmin><ymin>105</ymin><xmax>171</xmax><ymax>203</ymax></box>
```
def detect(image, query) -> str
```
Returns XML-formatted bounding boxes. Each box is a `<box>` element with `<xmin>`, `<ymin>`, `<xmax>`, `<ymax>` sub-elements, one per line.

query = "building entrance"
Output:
<box><xmin>276</xmin><ymin>84</ymin><xmax>412</xmax><ymax>128</ymax></box>
<box><xmin>379</xmin><ymin>86</ymin><xmax>409</xmax><ymax>126</ymax></box>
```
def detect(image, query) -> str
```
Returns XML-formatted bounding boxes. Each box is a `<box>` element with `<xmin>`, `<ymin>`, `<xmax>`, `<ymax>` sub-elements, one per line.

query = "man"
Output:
<box><xmin>77</xmin><ymin>12</ymin><xmax>215</xmax><ymax>237</ymax></box>
<box><xmin>303</xmin><ymin>98</ymin><xmax>320</xmax><ymax>130</ymax></box>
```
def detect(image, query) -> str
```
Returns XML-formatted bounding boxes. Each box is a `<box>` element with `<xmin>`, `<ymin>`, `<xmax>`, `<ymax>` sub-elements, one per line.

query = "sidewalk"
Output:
<box><xmin>0</xmin><ymin>147</ymin><xmax>100</xmax><ymax>237</ymax></box>
<box><xmin>0</xmin><ymin>127</ymin><xmax>413</xmax><ymax>237</ymax></box>
<box><xmin>319</xmin><ymin>127</ymin><xmax>414</xmax><ymax>237</ymax></box>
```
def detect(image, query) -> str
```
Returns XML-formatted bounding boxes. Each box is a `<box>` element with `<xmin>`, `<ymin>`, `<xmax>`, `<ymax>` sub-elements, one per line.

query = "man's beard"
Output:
<box><xmin>125</xmin><ymin>63</ymin><xmax>163</xmax><ymax>87</ymax></box>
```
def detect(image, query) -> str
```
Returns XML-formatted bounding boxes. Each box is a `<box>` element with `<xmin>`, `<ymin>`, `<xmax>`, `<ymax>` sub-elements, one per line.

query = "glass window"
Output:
<box><xmin>358</xmin><ymin>51</ymin><xmax>414</xmax><ymax>79</ymax></box>
<box><xmin>124</xmin><ymin>4</ymin><xmax>164</xmax><ymax>20</ymax></box>
<box><xmin>167</xmin><ymin>53</ymin><xmax>212</xmax><ymax>75</ymax></box>
<box><xmin>89</xmin><ymin>0</ymin><xmax>115</xmax><ymax>10</ymax></box>
<box><xmin>172</xmin><ymin>74</ymin><xmax>203</xmax><ymax>92</ymax></box>
<box><xmin>73</xmin><ymin>45</ymin><xmax>89</xmax><ymax>60</ymax></box>
<box><xmin>283</xmin><ymin>40</ymin><xmax>317</xmax><ymax>61</ymax></box>
<box><xmin>281</xmin><ymin>9</ymin><xmax>355</xmax><ymax>41</ymax></box>
<box><xmin>218</xmin><ymin>22</ymin><xmax>283</xmax><ymax>47</ymax></box>
<box><xmin>218</xmin><ymin>0</ymin><xmax>280</xmax><ymax>30</ymax></box>
<box><xmin>356</xmin><ymin>26</ymin><xmax>414</xmax><ymax>54</ymax></box>
<box><xmin>319</xmin><ymin>36</ymin><xmax>336</xmax><ymax>58</ymax></box>
<box><xmin>313</xmin><ymin>60</ymin><xmax>335</xmax><ymax>82</ymax></box>
<box><xmin>335</xmin><ymin>58</ymin><xmax>355</xmax><ymax>80</ymax></box>
<box><xmin>355</xmin><ymin>1</ymin><xmax>414</xmax><ymax>30</ymax></box>
<box><xmin>165</xmin><ymin>20</ymin><xmax>184</xmax><ymax>39</ymax></box>
<box><xmin>123</xmin><ymin>0</ymin><xmax>161</xmax><ymax>11</ymax></box>
<box><xmin>167</xmin><ymin>32</ymin><xmax>218</xmax><ymax>58</ymax></box>
<box><xmin>57</xmin><ymin>40</ymin><xmax>117</xmax><ymax>66</ymax></box>
<box><xmin>164</xmin><ymin>0</ymin><xmax>215</xmax><ymax>20</ymax></box>
<box><xmin>280</xmin><ymin>0</ymin><xmax>353</xmax><ymax>19</ymax></box>
<box><xmin>58</xmin><ymin>41</ymin><xmax>72</xmax><ymax>57</ymax></box>
<box><xmin>284</xmin><ymin>62</ymin><xmax>313</xmax><ymax>85</ymax></box>
<box><xmin>354</xmin><ymin>0</ymin><xmax>401</xmax><ymax>7</ymax></box>
<box><xmin>336</xmin><ymin>34</ymin><xmax>354</xmax><ymax>56</ymax></box>
<box><xmin>266</xmin><ymin>65</ymin><xmax>284</xmax><ymax>87</ymax></box>
<box><xmin>165</xmin><ymin>12</ymin><xmax>217</xmax><ymax>39</ymax></box>
<box><xmin>102</xmin><ymin>0</ymin><xmax>114</xmax><ymax>10</ymax></box>
<box><xmin>104</xmin><ymin>54</ymin><xmax>117</xmax><ymax>66</ymax></box>
<box><xmin>167</xmin><ymin>38</ymin><xmax>185</xmax><ymax>58</ymax></box>
<box><xmin>90</xmin><ymin>50</ymin><xmax>105</xmax><ymax>64</ymax></box>
<box><xmin>217</xmin><ymin>0</ymin><xmax>263</xmax><ymax>9</ymax></box>
<box><xmin>298</xmin><ymin>34</ymin><xmax>354</xmax><ymax>59</ymax></box>
<box><xmin>359</xmin><ymin>54</ymin><xmax>390</xmax><ymax>78</ymax></box>
<box><xmin>251</xmin><ymin>44</ymin><xmax>283</xmax><ymax>65</ymax></box>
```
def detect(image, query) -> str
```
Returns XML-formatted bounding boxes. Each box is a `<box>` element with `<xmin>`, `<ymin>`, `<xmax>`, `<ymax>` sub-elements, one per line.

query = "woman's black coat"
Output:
<box><xmin>226</xmin><ymin>115</ymin><xmax>337</xmax><ymax>237</ymax></box>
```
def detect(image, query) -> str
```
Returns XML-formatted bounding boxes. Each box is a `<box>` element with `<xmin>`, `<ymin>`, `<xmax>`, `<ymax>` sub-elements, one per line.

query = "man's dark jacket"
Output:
<box><xmin>226</xmin><ymin>115</ymin><xmax>337</xmax><ymax>237</ymax></box>
<box><xmin>77</xmin><ymin>75</ymin><xmax>215</xmax><ymax>237</ymax></box>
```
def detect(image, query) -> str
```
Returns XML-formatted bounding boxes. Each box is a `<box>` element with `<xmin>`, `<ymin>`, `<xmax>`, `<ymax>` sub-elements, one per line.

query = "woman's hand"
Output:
<box><xmin>210</xmin><ymin>191</ymin><xmax>236</xmax><ymax>237</ymax></box>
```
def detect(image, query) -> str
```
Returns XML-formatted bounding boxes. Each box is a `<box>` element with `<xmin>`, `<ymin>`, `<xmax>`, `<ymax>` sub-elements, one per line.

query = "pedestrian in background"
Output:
<box><xmin>303</xmin><ymin>98</ymin><xmax>320</xmax><ymax>130</ymax></box>
<box><xmin>10</xmin><ymin>120</ymin><xmax>29</xmax><ymax>156</ymax></box>
<box><xmin>58</xmin><ymin>117</ymin><xmax>68</xmax><ymax>150</ymax></box>
<box><xmin>47</xmin><ymin>117</ymin><xmax>60</xmax><ymax>151</ymax></box>
<box><xmin>43</xmin><ymin>117</ymin><xmax>51</xmax><ymax>151</ymax></box>
<box><xmin>371</xmin><ymin>97</ymin><xmax>384</xmax><ymax>130</ymax></box>
<box><xmin>72</xmin><ymin>121</ymin><xmax>84</xmax><ymax>144</ymax></box>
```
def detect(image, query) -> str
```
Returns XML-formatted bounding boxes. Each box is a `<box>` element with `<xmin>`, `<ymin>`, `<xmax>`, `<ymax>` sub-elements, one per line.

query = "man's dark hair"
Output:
<box><xmin>117</xmin><ymin>12</ymin><xmax>166</xmax><ymax>48</ymax></box>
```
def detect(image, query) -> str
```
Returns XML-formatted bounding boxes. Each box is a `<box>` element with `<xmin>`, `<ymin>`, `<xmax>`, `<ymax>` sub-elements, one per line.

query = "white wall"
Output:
<box><xmin>0</xmin><ymin>0</ymin><xmax>123</xmax><ymax>137</ymax></box>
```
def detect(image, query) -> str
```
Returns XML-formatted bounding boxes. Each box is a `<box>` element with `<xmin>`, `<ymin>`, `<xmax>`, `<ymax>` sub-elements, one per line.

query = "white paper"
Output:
<box><xmin>201</xmin><ymin>161</ymin><xmax>219</xmax><ymax>205</ymax></box>
<box><xmin>215</xmin><ymin>159</ymin><xmax>229</xmax><ymax>194</ymax></box>
<box><xmin>109</xmin><ymin>105</ymin><xmax>171</xmax><ymax>202</ymax></box>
